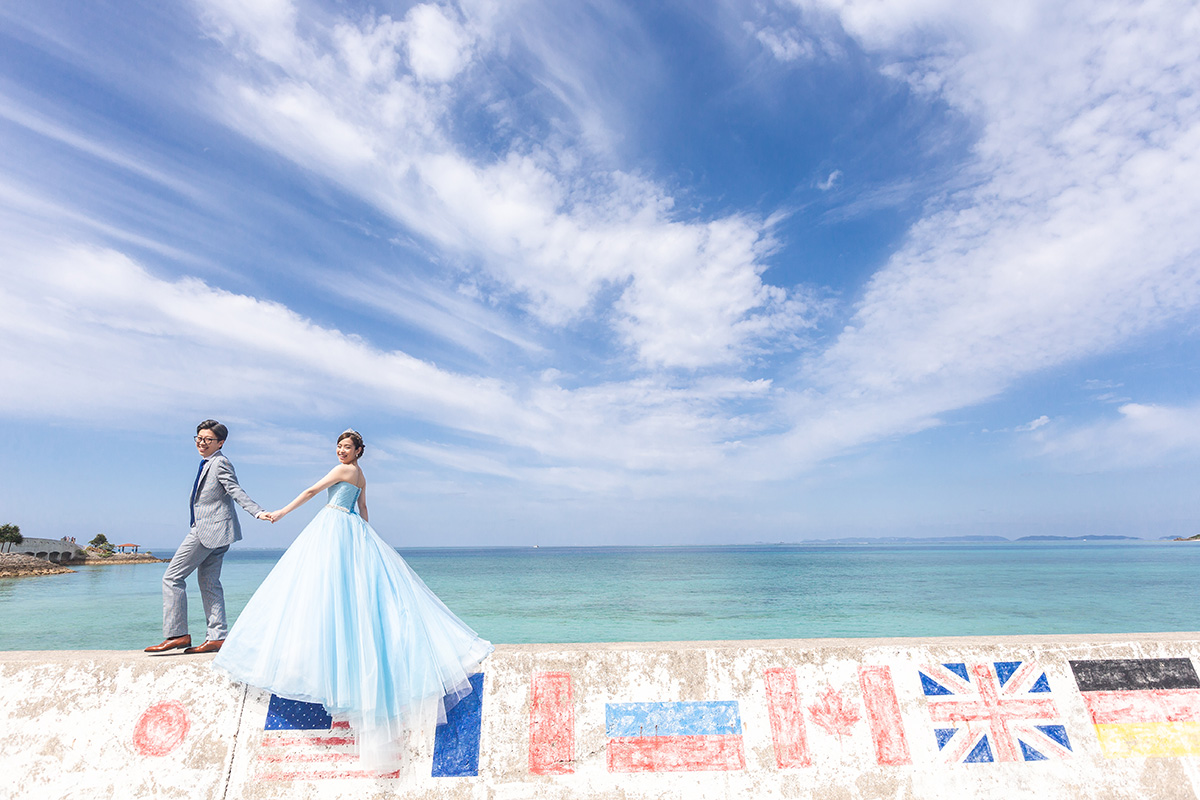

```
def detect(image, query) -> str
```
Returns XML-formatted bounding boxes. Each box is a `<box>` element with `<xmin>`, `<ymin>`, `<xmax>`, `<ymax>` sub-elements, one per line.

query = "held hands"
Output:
<box><xmin>262</xmin><ymin>510</ymin><xmax>286</xmax><ymax>523</ymax></box>
<box><xmin>256</xmin><ymin>511</ymin><xmax>275</xmax><ymax>523</ymax></box>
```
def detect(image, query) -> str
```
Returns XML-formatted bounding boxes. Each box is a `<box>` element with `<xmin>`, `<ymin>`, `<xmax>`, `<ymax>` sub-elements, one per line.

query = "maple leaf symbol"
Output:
<box><xmin>807</xmin><ymin>685</ymin><xmax>861</xmax><ymax>739</ymax></box>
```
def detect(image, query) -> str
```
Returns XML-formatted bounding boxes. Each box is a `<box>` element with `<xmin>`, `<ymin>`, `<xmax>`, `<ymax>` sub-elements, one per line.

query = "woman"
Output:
<box><xmin>213</xmin><ymin>429</ymin><xmax>493</xmax><ymax>766</ymax></box>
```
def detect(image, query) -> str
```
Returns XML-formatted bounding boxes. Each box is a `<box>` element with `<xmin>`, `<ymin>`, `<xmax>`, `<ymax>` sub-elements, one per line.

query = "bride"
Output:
<box><xmin>213</xmin><ymin>429</ymin><xmax>493</xmax><ymax>766</ymax></box>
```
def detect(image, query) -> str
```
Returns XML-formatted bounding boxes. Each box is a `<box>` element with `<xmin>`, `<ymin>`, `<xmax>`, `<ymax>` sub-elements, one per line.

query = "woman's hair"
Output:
<box><xmin>338</xmin><ymin>429</ymin><xmax>365</xmax><ymax>456</ymax></box>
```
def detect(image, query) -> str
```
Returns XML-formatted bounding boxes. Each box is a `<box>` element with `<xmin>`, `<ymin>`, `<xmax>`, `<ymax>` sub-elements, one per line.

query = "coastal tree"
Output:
<box><xmin>88</xmin><ymin>533</ymin><xmax>114</xmax><ymax>554</ymax></box>
<box><xmin>0</xmin><ymin>524</ymin><xmax>21</xmax><ymax>553</ymax></box>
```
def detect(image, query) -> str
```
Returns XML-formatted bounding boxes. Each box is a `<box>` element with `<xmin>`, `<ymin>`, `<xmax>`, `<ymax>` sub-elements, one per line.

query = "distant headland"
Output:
<box><xmin>0</xmin><ymin>534</ymin><xmax>166</xmax><ymax>579</ymax></box>
<box><xmin>790</xmin><ymin>534</ymin><xmax>1143</xmax><ymax>545</ymax></box>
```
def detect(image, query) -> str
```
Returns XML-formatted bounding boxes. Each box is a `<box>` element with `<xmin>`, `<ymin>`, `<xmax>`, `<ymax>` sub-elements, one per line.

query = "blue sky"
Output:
<box><xmin>2</xmin><ymin>0</ymin><xmax>1199</xmax><ymax>549</ymax></box>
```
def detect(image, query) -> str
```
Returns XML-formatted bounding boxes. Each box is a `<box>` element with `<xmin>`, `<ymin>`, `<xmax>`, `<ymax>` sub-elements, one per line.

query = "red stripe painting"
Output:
<box><xmin>1081</xmin><ymin>689</ymin><xmax>1200</xmax><ymax>724</ymax></box>
<box><xmin>763</xmin><ymin>667</ymin><xmax>812</xmax><ymax>768</ymax></box>
<box><xmin>529</xmin><ymin>671</ymin><xmax>575</xmax><ymax>775</ymax></box>
<box><xmin>254</xmin><ymin>699</ymin><xmax>402</xmax><ymax>782</ymax></box>
<box><xmin>607</xmin><ymin>734</ymin><xmax>746</xmax><ymax>772</ymax></box>
<box><xmin>859</xmin><ymin>666</ymin><xmax>912</xmax><ymax>766</ymax></box>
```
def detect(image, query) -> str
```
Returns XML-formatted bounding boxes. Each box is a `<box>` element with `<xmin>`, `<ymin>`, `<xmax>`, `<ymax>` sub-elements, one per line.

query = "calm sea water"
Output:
<box><xmin>2</xmin><ymin>542</ymin><xmax>1198</xmax><ymax>650</ymax></box>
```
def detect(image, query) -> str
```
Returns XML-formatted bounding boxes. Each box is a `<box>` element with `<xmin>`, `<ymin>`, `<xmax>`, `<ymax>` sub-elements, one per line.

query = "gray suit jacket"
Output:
<box><xmin>192</xmin><ymin>450</ymin><xmax>264</xmax><ymax>549</ymax></box>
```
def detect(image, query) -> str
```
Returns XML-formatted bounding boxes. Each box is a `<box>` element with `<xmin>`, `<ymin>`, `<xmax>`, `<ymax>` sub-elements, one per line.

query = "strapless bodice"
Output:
<box><xmin>326</xmin><ymin>481</ymin><xmax>362</xmax><ymax>513</ymax></box>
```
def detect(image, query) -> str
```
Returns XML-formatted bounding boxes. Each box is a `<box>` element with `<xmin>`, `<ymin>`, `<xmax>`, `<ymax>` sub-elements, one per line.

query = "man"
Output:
<box><xmin>146</xmin><ymin>420</ymin><xmax>270</xmax><ymax>655</ymax></box>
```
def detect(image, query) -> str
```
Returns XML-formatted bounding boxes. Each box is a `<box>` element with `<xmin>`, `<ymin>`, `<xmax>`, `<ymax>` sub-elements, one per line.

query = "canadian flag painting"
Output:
<box><xmin>763</xmin><ymin>665</ymin><xmax>911</xmax><ymax>768</ymax></box>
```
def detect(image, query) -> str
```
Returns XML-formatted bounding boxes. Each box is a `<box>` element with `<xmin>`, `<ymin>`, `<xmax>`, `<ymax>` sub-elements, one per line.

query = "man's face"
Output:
<box><xmin>195</xmin><ymin>429</ymin><xmax>223</xmax><ymax>458</ymax></box>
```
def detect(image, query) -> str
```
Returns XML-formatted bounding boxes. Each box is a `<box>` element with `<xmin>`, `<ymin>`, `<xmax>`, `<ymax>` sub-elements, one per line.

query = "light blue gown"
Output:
<box><xmin>213</xmin><ymin>481</ymin><xmax>493</xmax><ymax>764</ymax></box>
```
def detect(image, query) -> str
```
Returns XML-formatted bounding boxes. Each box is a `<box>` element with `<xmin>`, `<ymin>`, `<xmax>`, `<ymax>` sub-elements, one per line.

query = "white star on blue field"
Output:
<box><xmin>2</xmin><ymin>0</ymin><xmax>1198</xmax><ymax>547</ymax></box>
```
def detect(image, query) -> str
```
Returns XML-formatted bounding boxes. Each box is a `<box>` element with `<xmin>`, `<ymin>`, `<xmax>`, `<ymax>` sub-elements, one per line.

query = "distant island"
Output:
<box><xmin>1015</xmin><ymin>535</ymin><xmax>1140</xmax><ymax>542</ymax></box>
<box><xmin>797</xmin><ymin>535</ymin><xmax>1011</xmax><ymax>544</ymax></box>
<box><xmin>767</xmin><ymin>534</ymin><xmax>1148</xmax><ymax>545</ymax></box>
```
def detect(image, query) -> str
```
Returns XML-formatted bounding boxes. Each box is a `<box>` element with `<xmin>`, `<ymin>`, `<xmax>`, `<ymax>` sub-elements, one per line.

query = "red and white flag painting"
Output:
<box><xmin>763</xmin><ymin>666</ymin><xmax>911</xmax><ymax>768</ymax></box>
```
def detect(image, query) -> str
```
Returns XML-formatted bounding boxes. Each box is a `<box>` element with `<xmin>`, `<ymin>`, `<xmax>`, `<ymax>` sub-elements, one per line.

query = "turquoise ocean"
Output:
<box><xmin>2</xmin><ymin>542</ymin><xmax>1198</xmax><ymax>651</ymax></box>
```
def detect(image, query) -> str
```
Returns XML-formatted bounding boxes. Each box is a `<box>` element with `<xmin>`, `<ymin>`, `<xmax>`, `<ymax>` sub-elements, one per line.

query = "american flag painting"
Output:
<box><xmin>918</xmin><ymin>661</ymin><xmax>1072</xmax><ymax>763</ymax></box>
<box><xmin>254</xmin><ymin>695</ymin><xmax>401</xmax><ymax>781</ymax></box>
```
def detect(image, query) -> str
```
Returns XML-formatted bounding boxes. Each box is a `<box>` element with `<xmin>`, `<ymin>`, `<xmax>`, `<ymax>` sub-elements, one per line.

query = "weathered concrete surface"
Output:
<box><xmin>4</xmin><ymin>633</ymin><xmax>1200</xmax><ymax>799</ymax></box>
<box><xmin>0</xmin><ymin>651</ymin><xmax>243</xmax><ymax>800</ymax></box>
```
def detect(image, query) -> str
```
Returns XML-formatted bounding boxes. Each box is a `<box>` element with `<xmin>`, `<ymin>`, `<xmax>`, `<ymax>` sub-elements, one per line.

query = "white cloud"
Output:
<box><xmin>196</xmin><ymin>0</ymin><xmax>816</xmax><ymax>370</ymax></box>
<box><xmin>316</xmin><ymin>267</ymin><xmax>546</xmax><ymax>359</ymax></box>
<box><xmin>1014</xmin><ymin>415</ymin><xmax>1049</xmax><ymax>433</ymax></box>
<box><xmin>752</xmin><ymin>0</ymin><xmax>1200</xmax><ymax>468</ymax></box>
<box><xmin>0</xmin><ymin>221</ymin><xmax>788</xmax><ymax>488</ymax></box>
<box><xmin>754</xmin><ymin>26</ymin><xmax>813</xmax><ymax>61</ymax></box>
<box><xmin>402</xmin><ymin>4</ymin><xmax>475</xmax><ymax>83</ymax></box>
<box><xmin>1032</xmin><ymin>403</ymin><xmax>1200</xmax><ymax>470</ymax></box>
<box><xmin>0</xmin><ymin>240</ymin><xmax>523</xmax><ymax>430</ymax></box>
<box><xmin>799</xmin><ymin>0</ymin><xmax>1039</xmax><ymax>51</ymax></box>
<box><xmin>817</xmin><ymin>169</ymin><xmax>841</xmax><ymax>191</ymax></box>
<box><xmin>197</xmin><ymin>0</ymin><xmax>301</xmax><ymax>67</ymax></box>
<box><xmin>0</xmin><ymin>97</ymin><xmax>203</xmax><ymax>202</ymax></box>
<box><xmin>6</xmin><ymin>0</ymin><xmax>1200</xmax><ymax>504</ymax></box>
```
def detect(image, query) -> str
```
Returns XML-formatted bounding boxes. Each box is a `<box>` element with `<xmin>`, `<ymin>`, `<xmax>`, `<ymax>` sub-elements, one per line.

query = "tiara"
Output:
<box><xmin>341</xmin><ymin>428</ymin><xmax>361</xmax><ymax>437</ymax></box>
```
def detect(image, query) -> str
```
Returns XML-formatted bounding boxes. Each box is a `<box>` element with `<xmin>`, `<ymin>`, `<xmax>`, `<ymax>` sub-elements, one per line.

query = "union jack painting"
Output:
<box><xmin>918</xmin><ymin>661</ymin><xmax>1072</xmax><ymax>763</ymax></box>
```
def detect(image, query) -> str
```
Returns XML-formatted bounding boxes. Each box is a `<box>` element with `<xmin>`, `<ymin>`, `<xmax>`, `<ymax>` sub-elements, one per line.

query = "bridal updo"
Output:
<box><xmin>338</xmin><ymin>429</ymin><xmax>365</xmax><ymax>457</ymax></box>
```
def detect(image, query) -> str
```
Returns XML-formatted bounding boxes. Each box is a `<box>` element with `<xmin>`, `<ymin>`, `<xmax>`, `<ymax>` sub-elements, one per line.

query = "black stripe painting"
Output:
<box><xmin>1068</xmin><ymin>658</ymin><xmax>1200</xmax><ymax>693</ymax></box>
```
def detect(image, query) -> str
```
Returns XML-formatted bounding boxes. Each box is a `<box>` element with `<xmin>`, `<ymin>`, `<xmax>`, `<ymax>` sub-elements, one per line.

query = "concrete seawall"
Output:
<box><xmin>7</xmin><ymin>537</ymin><xmax>85</xmax><ymax>564</ymax></box>
<box><xmin>4</xmin><ymin>633</ymin><xmax>1200</xmax><ymax>799</ymax></box>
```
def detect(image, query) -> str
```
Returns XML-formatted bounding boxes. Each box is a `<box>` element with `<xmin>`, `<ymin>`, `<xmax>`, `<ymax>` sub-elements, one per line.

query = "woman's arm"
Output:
<box><xmin>356</xmin><ymin>484</ymin><xmax>368</xmax><ymax>523</ymax></box>
<box><xmin>267</xmin><ymin>465</ymin><xmax>357</xmax><ymax>522</ymax></box>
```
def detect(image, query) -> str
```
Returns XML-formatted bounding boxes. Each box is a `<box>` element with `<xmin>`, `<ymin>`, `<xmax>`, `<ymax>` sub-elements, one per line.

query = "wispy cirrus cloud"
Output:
<box><xmin>0</xmin><ymin>220</ymin><xmax>782</xmax><ymax>489</ymax></box>
<box><xmin>744</xmin><ymin>0</ymin><xmax>1200</xmax><ymax>469</ymax></box>
<box><xmin>195</xmin><ymin>0</ymin><xmax>819</xmax><ymax>370</ymax></box>
<box><xmin>3</xmin><ymin>0</ymin><xmax>1199</xmax><ymax>515</ymax></box>
<box><xmin>1031</xmin><ymin>402</ymin><xmax>1200</xmax><ymax>470</ymax></box>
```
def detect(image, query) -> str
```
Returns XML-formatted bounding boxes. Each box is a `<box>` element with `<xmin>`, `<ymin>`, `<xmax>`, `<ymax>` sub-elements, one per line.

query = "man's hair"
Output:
<box><xmin>197</xmin><ymin>419</ymin><xmax>228</xmax><ymax>442</ymax></box>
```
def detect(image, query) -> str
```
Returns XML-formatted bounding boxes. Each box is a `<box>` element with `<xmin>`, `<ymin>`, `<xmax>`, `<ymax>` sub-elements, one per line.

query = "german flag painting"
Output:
<box><xmin>1070</xmin><ymin>658</ymin><xmax>1200</xmax><ymax>758</ymax></box>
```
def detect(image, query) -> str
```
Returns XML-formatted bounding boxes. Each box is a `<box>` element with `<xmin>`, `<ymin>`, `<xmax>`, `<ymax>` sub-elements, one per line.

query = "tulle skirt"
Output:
<box><xmin>213</xmin><ymin>504</ymin><xmax>493</xmax><ymax>766</ymax></box>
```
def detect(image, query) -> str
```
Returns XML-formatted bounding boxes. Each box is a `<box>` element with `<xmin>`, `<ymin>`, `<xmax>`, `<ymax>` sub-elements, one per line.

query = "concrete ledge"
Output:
<box><xmin>4</xmin><ymin>633</ymin><xmax>1200</xmax><ymax>799</ymax></box>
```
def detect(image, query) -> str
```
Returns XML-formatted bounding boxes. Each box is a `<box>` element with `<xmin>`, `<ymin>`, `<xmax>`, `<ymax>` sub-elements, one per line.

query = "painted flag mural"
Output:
<box><xmin>605</xmin><ymin>701</ymin><xmax>746</xmax><ymax>772</ymax></box>
<box><xmin>530</xmin><ymin>671</ymin><xmax>575</xmax><ymax>775</ymax></box>
<box><xmin>1070</xmin><ymin>658</ymin><xmax>1200</xmax><ymax>758</ymax></box>
<box><xmin>859</xmin><ymin>666</ymin><xmax>912</xmax><ymax>766</ymax></box>
<box><xmin>762</xmin><ymin>666</ymin><xmax>912</xmax><ymax>768</ymax></box>
<box><xmin>255</xmin><ymin>679</ymin><xmax>486</xmax><ymax>781</ymax></box>
<box><xmin>763</xmin><ymin>668</ymin><xmax>813</xmax><ymax>768</ymax></box>
<box><xmin>255</xmin><ymin>695</ymin><xmax>400</xmax><ymax>781</ymax></box>
<box><xmin>919</xmin><ymin>662</ymin><xmax>1072</xmax><ymax>763</ymax></box>
<box><xmin>432</xmin><ymin>673</ymin><xmax>486</xmax><ymax>777</ymax></box>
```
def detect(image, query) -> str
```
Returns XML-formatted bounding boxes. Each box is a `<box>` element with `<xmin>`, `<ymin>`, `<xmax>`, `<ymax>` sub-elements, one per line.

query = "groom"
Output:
<box><xmin>146</xmin><ymin>420</ymin><xmax>270</xmax><ymax>655</ymax></box>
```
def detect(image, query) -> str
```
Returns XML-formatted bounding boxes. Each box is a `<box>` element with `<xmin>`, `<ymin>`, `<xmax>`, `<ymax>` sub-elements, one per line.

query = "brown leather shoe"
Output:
<box><xmin>183</xmin><ymin>639</ymin><xmax>224</xmax><ymax>654</ymax></box>
<box><xmin>145</xmin><ymin>635</ymin><xmax>191</xmax><ymax>653</ymax></box>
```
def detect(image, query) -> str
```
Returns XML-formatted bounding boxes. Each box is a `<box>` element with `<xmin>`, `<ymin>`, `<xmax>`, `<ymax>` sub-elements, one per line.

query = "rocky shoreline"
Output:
<box><xmin>0</xmin><ymin>551</ymin><xmax>167</xmax><ymax>578</ymax></box>
<box><xmin>76</xmin><ymin>550</ymin><xmax>168</xmax><ymax>565</ymax></box>
<box><xmin>0</xmin><ymin>553</ymin><xmax>75</xmax><ymax>578</ymax></box>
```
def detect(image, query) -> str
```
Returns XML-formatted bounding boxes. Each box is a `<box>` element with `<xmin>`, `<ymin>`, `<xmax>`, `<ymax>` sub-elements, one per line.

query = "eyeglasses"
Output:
<box><xmin>195</xmin><ymin>436</ymin><xmax>219</xmax><ymax>445</ymax></box>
